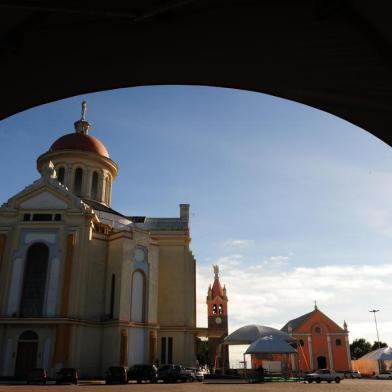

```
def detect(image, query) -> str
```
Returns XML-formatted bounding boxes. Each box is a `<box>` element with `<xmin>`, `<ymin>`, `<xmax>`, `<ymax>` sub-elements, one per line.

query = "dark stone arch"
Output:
<box><xmin>20</xmin><ymin>242</ymin><xmax>49</xmax><ymax>317</ymax></box>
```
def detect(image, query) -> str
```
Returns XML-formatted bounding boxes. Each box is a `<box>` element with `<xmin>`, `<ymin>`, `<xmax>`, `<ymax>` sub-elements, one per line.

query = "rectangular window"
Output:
<box><xmin>161</xmin><ymin>337</ymin><xmax>166</xmax><ymax>365</ymax></box>
<box><xmin>32</xmin><ymin>214</ymin><xmax>53</xmax><ymax>221</ymax></box>
<box><xmin>54</xmin><ymin>214</ymin><xmax>62</xmax><ymax>221</ymax></box>
<box><xmin>23</xmin><ymin>213</ymin><xmax>31</xmax><ymax>221</ymax></box>
<box><xmin>168</xmin><ymin>337</ymin><xmax>173</xmax><ymax>364</ymax></box>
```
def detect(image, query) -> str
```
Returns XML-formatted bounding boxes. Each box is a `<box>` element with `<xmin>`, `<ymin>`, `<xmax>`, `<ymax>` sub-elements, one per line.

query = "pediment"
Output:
<box><xmin>19</xmin><ymin>191</ymin><xmax>68</xmax><ymax>209</ymax></box>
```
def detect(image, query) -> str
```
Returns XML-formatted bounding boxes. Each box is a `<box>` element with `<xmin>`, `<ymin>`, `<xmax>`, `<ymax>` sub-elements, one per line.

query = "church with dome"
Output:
<box><xmin>0</xmin><ymin>103</ymin><xmax>197</xmax><ymax>378</ymax></box>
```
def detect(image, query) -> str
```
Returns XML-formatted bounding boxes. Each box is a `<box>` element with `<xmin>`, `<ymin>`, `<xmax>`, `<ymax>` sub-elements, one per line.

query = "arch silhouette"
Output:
<box><xmin>1</xmin><ymin>2</ymin><xmax>392</xmax><ymax>147</ymax></box>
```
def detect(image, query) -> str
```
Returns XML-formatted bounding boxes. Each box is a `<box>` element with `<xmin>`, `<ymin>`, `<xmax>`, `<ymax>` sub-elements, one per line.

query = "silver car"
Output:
<box><xmin>374</xmin><ymin>372</ymin><xmax>392</xmax><ymax>380</ymax></box>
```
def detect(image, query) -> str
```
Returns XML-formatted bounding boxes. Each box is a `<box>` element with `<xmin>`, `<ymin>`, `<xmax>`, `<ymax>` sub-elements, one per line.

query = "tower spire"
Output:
<box><xmin>74</xmin><ymin>101</ymin><xmax>91</xmax><ymax>134</ymax></box>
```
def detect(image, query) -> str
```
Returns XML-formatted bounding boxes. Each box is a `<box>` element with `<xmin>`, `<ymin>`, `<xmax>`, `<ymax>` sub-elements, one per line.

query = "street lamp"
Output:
<box><xmin>369</xmin><ymin>309</ymin><xmax>380</xmax><ymax>349</ymax></box>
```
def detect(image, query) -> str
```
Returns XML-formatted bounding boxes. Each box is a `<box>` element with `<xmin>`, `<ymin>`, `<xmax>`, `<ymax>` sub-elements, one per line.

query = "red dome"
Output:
<box><xmin>50</xmin><ymin>133</ymin><xmax>109</xmax><ymax>158</ymax></box>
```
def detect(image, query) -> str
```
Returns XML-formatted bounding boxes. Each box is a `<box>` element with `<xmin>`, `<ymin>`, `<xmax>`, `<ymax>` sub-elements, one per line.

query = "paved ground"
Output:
<box><xmin>0</xmin><ymin>379</ymin><xmax>391</xmax><ymax>392</ymax></box>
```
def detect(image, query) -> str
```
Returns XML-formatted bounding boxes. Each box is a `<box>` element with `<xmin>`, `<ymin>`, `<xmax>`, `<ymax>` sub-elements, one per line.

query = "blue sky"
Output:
<box><xmin>1</xmin><ymin>85</ymin><xmax>392</xmax><ymax>348</ymax></box>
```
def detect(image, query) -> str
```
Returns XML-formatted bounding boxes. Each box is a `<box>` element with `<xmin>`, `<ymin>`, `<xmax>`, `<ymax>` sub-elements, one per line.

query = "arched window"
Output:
<box><xmin>218</xmin><ymin>304</ymin><xmax>223</xmax><ymax>314</ymax></box>
<box><xmin>130</xmin><ymin>270</ymin><xmax>146</xmax><ymax>322</ymax></box>
<box><xmin>73</xmin><ymin>167</ymin><xmax>83</xmax><ymax>196</ymax></box>
<box><xmin>299</xmin><ymin>339</ymin><xmax>305</xmax><ymax>346</ymax></box>
<box><xmin>57</xmin><ymin>167</ymin><xmax>65</xmax><ymax>184</ymax></box>
<box><xmin>212</xmin><ymin>304</ymin><xmax>217</xmax><ymax>315</ymax></box>
<box><xmin>91</xmin><ymin>171</ymin><xmax>98</xmax><ymax>200</ymax></box>
<box><xmin>20</xmin><ymin>243</ymin><xmax>49</xmax><ymax>317</ymax></box>
<box><xmin>109</xmin><ymin>274</ymin><xmax>115</xmax><ymax>319</ymax></box>
<box><xmin>336</xmin><ymin>338</ymin><xmax>342</xmax><ymax>346</ymax></box>
<box><xmin>315</xmin><ymin>326</ymin><xmax>322</xmax><ymax>335</ymax></box>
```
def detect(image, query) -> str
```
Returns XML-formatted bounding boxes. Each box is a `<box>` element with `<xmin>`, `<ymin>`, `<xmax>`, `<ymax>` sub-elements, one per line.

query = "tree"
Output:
<box><xmin>350</xmin><ymin>338</ymin><xmax>372</xmax><ymax>359</ymax></box>
<box><xmin>371</xmin><ymin>341</ymin><xmax>388</xmax><ymax>351</ymax></box>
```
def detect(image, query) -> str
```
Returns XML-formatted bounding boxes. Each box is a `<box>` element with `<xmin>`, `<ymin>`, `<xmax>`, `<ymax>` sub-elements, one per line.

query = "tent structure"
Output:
<box><xmin>245</xmin><ymin>335</ymin><xmax>297</xmax><ymax>355</ymax></box>
<box><xmin>223</xmin><ymin>325</ymin><xmax>297</xmax><ymax>373</ymax></box>
<box><xmin>224</xmin><ymin>324</ymin><xmax>295</xmax><ymax>345</ymax></box>
<box><xmin>353</xmin><ymin>347</ymin><xmax>392</xmax><ymax>376</ymax></box>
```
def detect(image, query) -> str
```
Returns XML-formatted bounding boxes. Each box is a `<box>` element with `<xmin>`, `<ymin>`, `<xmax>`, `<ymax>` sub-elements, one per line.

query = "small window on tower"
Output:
<box><xmin>218</xmin><ymin>304</ymin><xmax>223</xmax><ymax>314</ymax></box>
<box><xmin>212</xmin><ymin>304</ymin><xmax>217</xmax><ymax>315</ymax></box>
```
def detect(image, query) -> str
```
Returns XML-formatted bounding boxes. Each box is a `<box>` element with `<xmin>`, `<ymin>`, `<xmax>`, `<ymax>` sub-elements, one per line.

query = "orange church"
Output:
<box><xmin>282</xmin><ymin>305</ymin><xmax>352</xmax><ymax>372</ymax></box>
<box><xmin>252</xmin><ymin>305</ymin><xmax>352</xmax><ymax>373</ymax></box>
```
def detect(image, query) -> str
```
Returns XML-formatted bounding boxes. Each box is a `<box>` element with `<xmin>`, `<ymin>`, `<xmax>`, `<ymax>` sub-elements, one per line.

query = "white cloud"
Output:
<box><xmin>196</xmin><ymin>257</ymin><xmax>392</xmax><ymax>347</ymax></box>
<box><xmin>223</xmin><ymin>239</ymin><xmax>254</xmax><ymax>249</ymax></box>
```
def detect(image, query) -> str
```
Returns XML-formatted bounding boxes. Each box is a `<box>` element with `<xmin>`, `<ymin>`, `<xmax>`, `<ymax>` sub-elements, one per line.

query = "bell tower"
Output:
<box><xmin>206</xmin><ymin>265</ymin><xmax>229</xmax><ymax>369</ymax></box>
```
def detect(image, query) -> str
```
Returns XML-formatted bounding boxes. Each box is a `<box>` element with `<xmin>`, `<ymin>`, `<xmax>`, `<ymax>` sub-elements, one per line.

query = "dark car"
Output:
<box><xmin>27</xmin><ymin>368</ymin><xmax>47</xmax><ymax>384</ymax></box>
<box><xmin>157</xmin><ymin>364</ymin><xmax>194</xmax><ymax>383</ymax></box>
<box><xmin>127</xmin><ymin>364</ymin><xmax>157</xmax><ymax>383</ymax></box>
<box><xmin>105</xmin><ymin>366</ymin><xmax>128</xmax><ymax>384</ymax></box>
<box><xmin>56</xmin><ymin>368</ymin><xmax>78</xmax><ymax>384</ymax></box>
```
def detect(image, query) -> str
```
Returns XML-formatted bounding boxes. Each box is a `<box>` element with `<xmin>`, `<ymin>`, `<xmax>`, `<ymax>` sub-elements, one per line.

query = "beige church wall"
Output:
<box><xmin>147</xmin><ymin>243</ymin><xmax>159</xmax><ymax>324</ymax></box>
<box><xmin>157</xmin><ymin>331</ymin><xmax>196</xmax><ymax>367</ymax></box>
<box><xmin>101</xmin><ymin>326</ymin><xmax>121</xmax><ymax>371</ymax></box>
<box><xmin>156</xmin><ymin>240</ymin><xmax>196</xmax><ymax>327</ymax></box>
<box><xmin>72</xmin><ymin>324</ymin><xmax>103</xmax><ymax>377</ymax></box>
<box><xmin>84</xmin><ymin>238</ymin><xmax>108</xmax><ymax>319</ymax></box>
<box><xmin>107</xmin><ymin>236</ymin><xmax>131</xmax><ymax>319</ymax></box>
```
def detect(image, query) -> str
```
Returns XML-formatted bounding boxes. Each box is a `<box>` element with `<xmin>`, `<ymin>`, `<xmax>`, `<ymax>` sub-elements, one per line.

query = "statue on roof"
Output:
<box><xmin>81</xmin><ymin>100</ymin><xmax>87</xmax><ymax>120</ymax></box>
<box><xmin>213</xmin><ymin>264</ymin><xmax>219</xmax><ymax>279</ymax></box>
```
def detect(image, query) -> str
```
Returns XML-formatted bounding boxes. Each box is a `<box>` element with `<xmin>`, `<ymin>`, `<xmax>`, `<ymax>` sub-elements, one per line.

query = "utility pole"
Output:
<box><xmin>369</xmin><ymin>309</ymin><xmax>380</xmax><ymax>349</ymax></box>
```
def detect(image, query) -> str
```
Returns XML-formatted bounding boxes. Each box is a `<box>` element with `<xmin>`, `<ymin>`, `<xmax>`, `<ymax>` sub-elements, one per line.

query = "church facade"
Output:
<box><xmin>0</xmin><ymin>104</ymin><xmax>197</xmax><ymax>378</ymax></box>
<box><xmin>281</xmin><ymin>306</ymin><xmax>352</xmax><ymax>373</ymax></box>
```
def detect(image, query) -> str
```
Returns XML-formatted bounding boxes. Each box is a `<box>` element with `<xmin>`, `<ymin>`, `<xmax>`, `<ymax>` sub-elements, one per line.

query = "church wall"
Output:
<box><xmin>72</xmin><ymin>324</ymin><xmax>102</xmax><ymax>377</ymax></box>
<box><xmin>147</xmin><ymin>243</ymin><xmax>159</xmax><ymax>324</ymax></box>
<box><xmin>128</xmin><ymin>327</ymin><xmax>148</xmax><ymax>366</ymax></box>
<box><xmin>156</xmin><ymin>239</ymin><xmax>195</xmax><ymax>328</ymax></box>
<box><xmin>84</xmin><ymin>237</ymin><xmax>107</xmax><ymax>319</ymax></box>
<box><xmin>101</xmin><ymin>326</ymin><xmax>120</xmax><ymax>371</ymax></box>
<box><xmin>157</xmin><ymin>331</ymin><xmax>196</xmax><ymax>367</ymax></box>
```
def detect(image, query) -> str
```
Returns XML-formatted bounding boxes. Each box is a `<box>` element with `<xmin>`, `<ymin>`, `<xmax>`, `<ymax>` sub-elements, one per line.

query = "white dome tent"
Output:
<box><xmin>353</xmin><ymin>347</ymin><xmax>392</xmax><ymax>376</ymax></box>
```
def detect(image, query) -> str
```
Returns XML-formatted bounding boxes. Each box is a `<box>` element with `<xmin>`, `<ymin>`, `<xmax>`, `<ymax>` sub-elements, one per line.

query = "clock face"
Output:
<box><xmin>134</xmin><ymin>247</ymin><xmax>145</xmax><ymax>262</ymax></box>
<box><xmin>215</xmin><ymin>316</ymin><xmax>222</xmax><ymax>325</ymax></box>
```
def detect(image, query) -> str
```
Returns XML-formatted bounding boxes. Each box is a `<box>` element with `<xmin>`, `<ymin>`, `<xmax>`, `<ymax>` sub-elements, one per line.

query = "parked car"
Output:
<box><xmin>56</xmin><ymin>368</ymin><xmax>78</xmax><ymax>384</ymax></box>
<box><xmin>374</xmin><ymin>372</ymin><xmax>392</xmax><ymax>380</ymax></box>
<box><xmin>105</xmin><ymin>366</ymin><xmax>128</xmax><ymax>384</ymax></box>
<box><xmin>348</xmin><ymin>370</ymin><xmax>362</xmax><ymax>379</ymax></box>
<box><xmin>305</xmin><ymin>369</ymin><xmax>344</xmax><ymax>383</ymax></box>
<box><xmin>27</xmin><ymin>368</ymin><xmax>47</xmax><ymax>384</ymax></box>
<box><xmin>157</xmin><ymin>364</ymin><xmax>194</xmax><ymax>383</ymax></box>
<box><xmin>184</xmin><ymin>368</ymin><xmax>197</xmax><ymax>381</ymax></box>
<box><xmin>127</xmin><ymin>364</ymin><xmax>158</xmax><ymax>383</ymax></box>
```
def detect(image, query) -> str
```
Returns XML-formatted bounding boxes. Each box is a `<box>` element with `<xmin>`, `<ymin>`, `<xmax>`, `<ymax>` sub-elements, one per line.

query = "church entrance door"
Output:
<box><xmin>316</xmin><ymin>356</ymin><xmax>327</xmax><ymax>369</ymax></box>
<box><xmin>14</xmin><ymin>331</ymin><xmax>38</xmax><ymax>378</ymax></box>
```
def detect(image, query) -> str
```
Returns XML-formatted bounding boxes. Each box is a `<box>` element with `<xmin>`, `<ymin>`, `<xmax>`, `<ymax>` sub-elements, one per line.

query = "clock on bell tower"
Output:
<box><xmin>206</xmin><ymin>265</ymin><xmax>229</xmax><ymax>369</ymax></box>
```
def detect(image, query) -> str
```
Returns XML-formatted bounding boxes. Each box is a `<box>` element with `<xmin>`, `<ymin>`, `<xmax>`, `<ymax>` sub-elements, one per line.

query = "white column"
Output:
<box><xmin>345</xmin><ymin>336</ymin><xmax>352</xmax><ymax>371</ymax></box>
<box><xmin>308</xmin><ymin>336</ymin><xmax>314</xmax><ymax>370</ymax></box>
<box><xmin>84</xmin><ymin>168</ymin><xmax>92</xmax><ymax>198</ymax></box>
<box><xmin>327</xmin><ymin>335</ymin><xmax>334</xmax><ymax>370</ymax></box>
<box><xmin>98</xmin><ymin>173</ymin><xmax>105</xmax><ymax>203</ymax></box>
<box><xmin>45</xmin><ymin>257</ymin><xmax>61</xmax><ymax>316</ymax></box>
<box><xmin>7</xmin><ymin>258</ymin><xmax>23</xmax><ymax>315</ymax></box>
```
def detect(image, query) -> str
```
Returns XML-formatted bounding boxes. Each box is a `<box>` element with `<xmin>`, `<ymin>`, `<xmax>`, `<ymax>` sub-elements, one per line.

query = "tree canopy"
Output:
<box><xmin>350</xmin><ymin>338</ymin><xmax>388</xmax><ymax>359</ymax></box>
